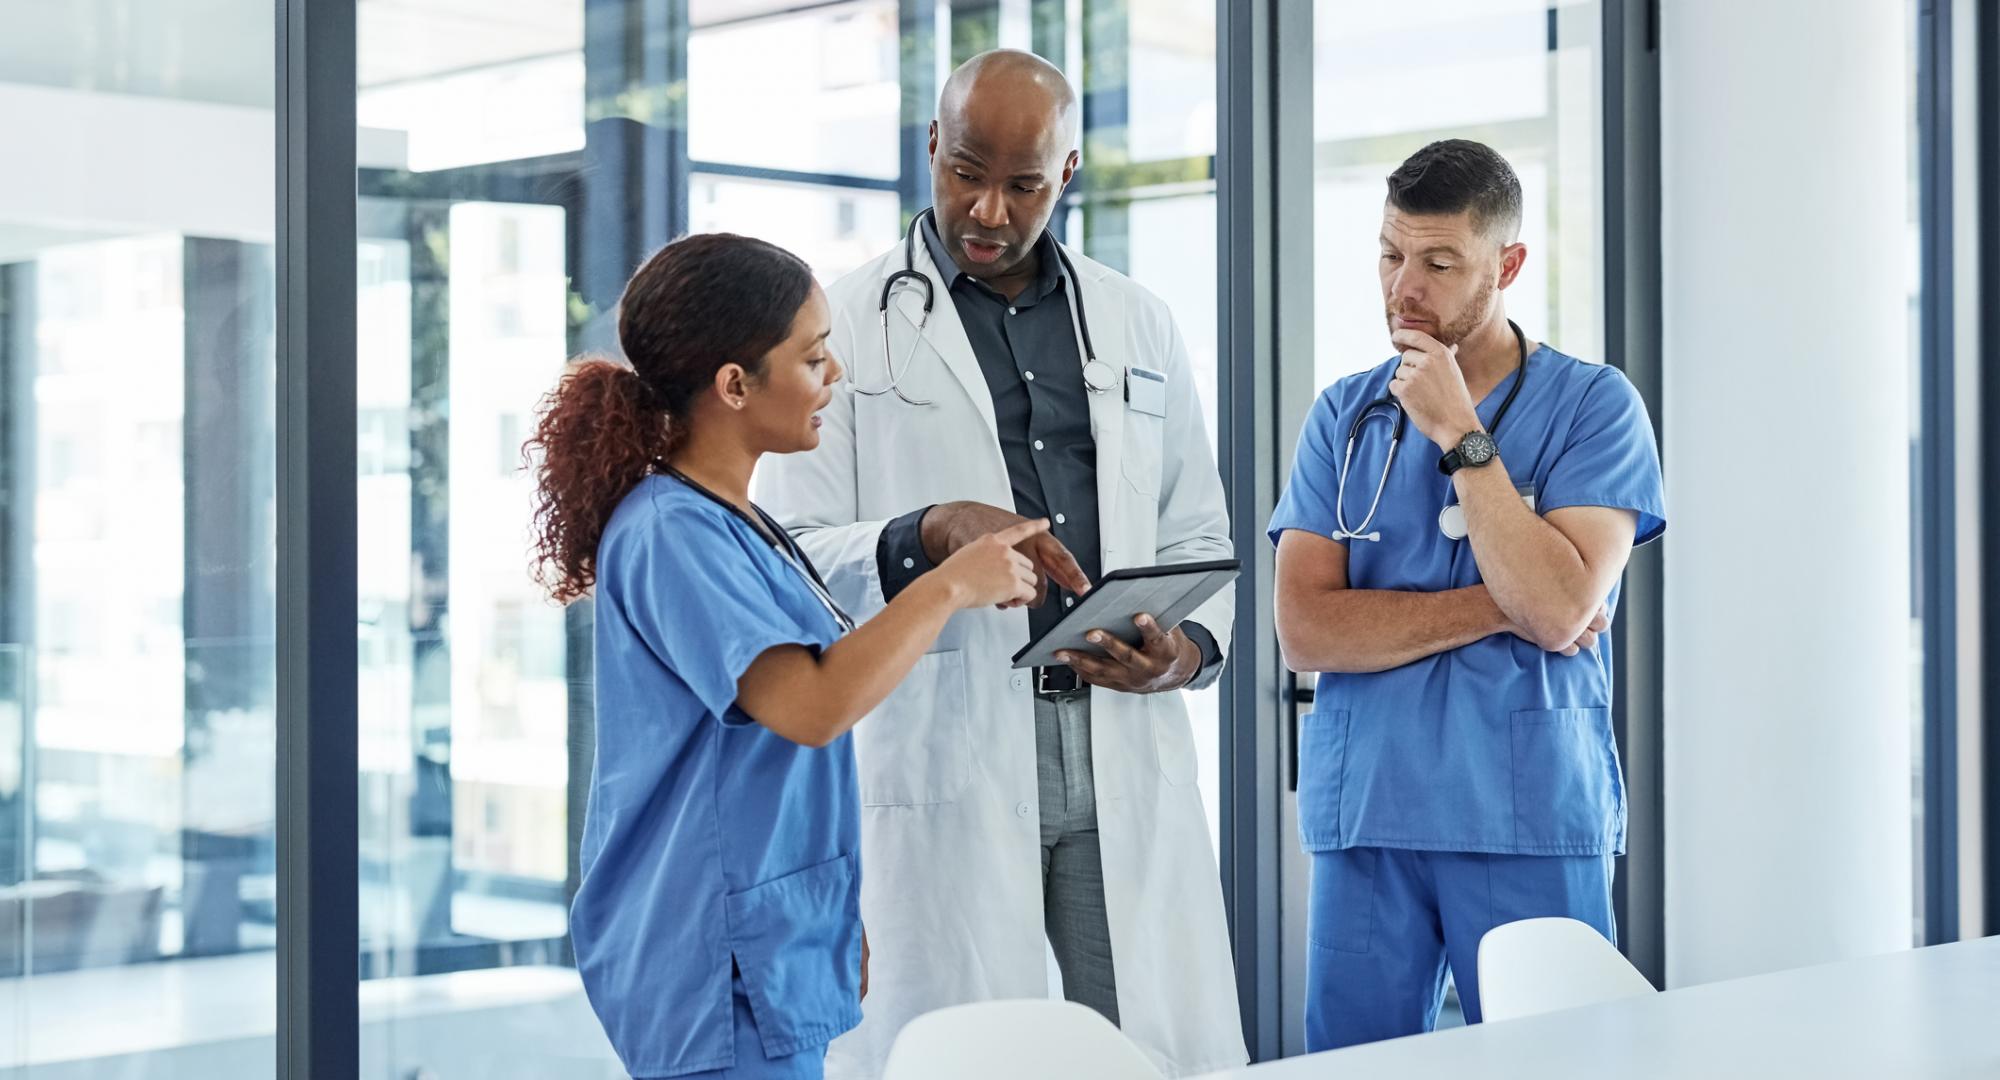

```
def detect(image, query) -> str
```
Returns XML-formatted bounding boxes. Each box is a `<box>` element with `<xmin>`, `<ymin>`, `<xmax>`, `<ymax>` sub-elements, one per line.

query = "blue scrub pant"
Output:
<box><xmin>1304</xmin><ymin>847</ymin><xmax>1615</xmax><ymax>1051</ymax></box>
<box><xmin>659</xmin><ymin>975</ymin><xmax>824</xmax><ymax>1080</ymax></box>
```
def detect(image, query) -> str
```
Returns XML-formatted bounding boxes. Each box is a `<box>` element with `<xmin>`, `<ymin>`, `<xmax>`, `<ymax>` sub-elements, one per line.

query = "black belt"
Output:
<box><xmin>1033</xmin><ymin>665</ymin><xmax>1087</xmax><ymax>699</ymax></box>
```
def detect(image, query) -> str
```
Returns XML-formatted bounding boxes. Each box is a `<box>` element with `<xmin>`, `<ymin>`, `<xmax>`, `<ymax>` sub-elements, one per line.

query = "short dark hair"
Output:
<box><xmin>1385</xmin><ymin>139</ymin><xmax>1522</xmax><ymax>243</ymax></box>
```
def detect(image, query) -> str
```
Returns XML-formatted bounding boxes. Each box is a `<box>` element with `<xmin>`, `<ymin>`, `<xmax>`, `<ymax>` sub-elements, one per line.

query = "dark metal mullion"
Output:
<box><xmin>1917</xmin><ymin>0</ymin><xmax>1960</xmax><ymax>948</ymax></box>
<box><xmin>1269</xmin><ymin>0</ymin><xmax>1316</xmax><ymax>1054</ymax></box>
<box><xmin>277</xmin><ymin>0</ymin><xmax>359</xmax><ymax>1073</ymax></box>
<box><xmin>1217</xmin><ymin>0</ymin><xmax>1296</xmax><ymax>1060</ymax></box>
<box><xmin>1603</xmin><ymin>0</ymin><xmax>1666</xmax><ymax>988</ymax></box>
<box><xmin>1977</xmin><ymin>0</ymin><xmax>2000</xmax><ymax>941</ymax></box>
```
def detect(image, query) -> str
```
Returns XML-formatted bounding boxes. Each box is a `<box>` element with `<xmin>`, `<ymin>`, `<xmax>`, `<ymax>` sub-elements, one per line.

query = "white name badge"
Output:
<box><xmin>1439</xmin><ymin>484</ymin><xmax>1537</xmax><ymax>540</ymax></box>
<box><xmin>1125</xmin><ymin>365</ymin><xmax>1168</xmax><ymax>417</ymax></box>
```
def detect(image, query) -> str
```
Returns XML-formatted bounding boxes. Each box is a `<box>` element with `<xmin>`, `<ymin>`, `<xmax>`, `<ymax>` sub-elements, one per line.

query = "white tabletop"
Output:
<box><xmin>1191</xmin><ymin>936</ymin><xmax>2000</xmax><ymax>1079</ymax></box>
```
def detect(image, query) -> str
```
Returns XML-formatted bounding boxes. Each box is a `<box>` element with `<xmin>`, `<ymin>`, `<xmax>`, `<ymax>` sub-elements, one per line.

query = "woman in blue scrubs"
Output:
<box><xmin>527</xmin><ymin>233</ymin><xmax>1044</xmax><ymax>1079</ymax></box>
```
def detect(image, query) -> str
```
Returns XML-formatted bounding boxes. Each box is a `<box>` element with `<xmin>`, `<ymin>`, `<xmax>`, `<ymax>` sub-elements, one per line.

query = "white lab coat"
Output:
<box><xmin>757</xmin><ymin>235</ymin><xmax>1247</xmax><ymax>1079</ymax></box>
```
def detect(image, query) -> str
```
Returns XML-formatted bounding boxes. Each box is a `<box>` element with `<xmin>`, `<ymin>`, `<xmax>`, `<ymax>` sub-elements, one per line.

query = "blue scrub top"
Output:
<box><xmin>571</xmin><ymin>474</ymin><xmax>862</xmax><ymax>1079</ymax></box>
<box><xmin>1268</xmin><ymin>345</ymin><xmax>1665</xmax><ymax>858</ymax></box>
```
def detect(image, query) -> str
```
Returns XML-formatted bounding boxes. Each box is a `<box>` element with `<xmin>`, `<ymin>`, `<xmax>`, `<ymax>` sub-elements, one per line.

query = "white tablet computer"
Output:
<box><xmin>1010</xmin><ymin>559</ymin><xmax>1240</xmax><ymax>670</ymax></box>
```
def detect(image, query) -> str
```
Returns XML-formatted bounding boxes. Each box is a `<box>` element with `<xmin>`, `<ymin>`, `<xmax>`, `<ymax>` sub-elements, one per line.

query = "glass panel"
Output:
<box><xmin>0</xmin><ymin>0</ymin><xmax>278</xmax><ymax>1071</ymax></box>
<box><xmin>1117</xmin><ymin>191</ymin><xmax>1221</xmax><ymax>850</ymax></box>
<box><xmin>687</xmin><ymin>0</ymin><xmax>902</xmax><ymax>180</ymax></box>
<box><xmin>357</xmin><ymin>0</ymin><xmax>586</xmax><ymax>172</ymax></box>
<box><xmin>689</xmin><ymin>173</ymin><xmax>902</xmax><ymax>282</ymax></box>
<box><xmin>354</xmin><ymin>192</ymin><xmax>616</xmax><ymax>1073</ymax></box>
<box><xmin>1124</xmin><ymin>0</ymin><xmax>1218</xmax><ymax>162</ymax></box>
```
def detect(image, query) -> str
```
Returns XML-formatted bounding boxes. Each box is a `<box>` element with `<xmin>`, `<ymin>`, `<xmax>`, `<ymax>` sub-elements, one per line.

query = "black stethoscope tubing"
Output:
<box><xmin>1332</xmin><ymin>320</ymin><xmax>1529</xmax><ymax>542</ymax></box>
<box><xmin>879</xmin><ymin>208</ymin><xmax>1100</xmax><ymax>363</ymax></box>
<box><xmin>662</xmin><ymin>466</ymin><xmax>858</xmax><ymax>634</ymax></box>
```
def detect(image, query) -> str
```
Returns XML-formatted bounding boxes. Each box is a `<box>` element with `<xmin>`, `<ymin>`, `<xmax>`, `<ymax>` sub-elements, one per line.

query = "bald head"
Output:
<box><xmin>937</xmin><ymin>49</ymin><xmax>1079</xmax><ymax>151</ymax></box>
<box><xmin>928</xmin><ymin>50</ymin><xmax>1081</xmax><ymax>288</ymax></box>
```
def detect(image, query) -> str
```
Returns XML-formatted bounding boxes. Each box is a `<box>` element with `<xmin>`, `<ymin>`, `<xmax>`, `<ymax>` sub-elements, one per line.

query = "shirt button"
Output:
<box><xmin>1024</xmin><ymin>371</ymin><xmax>1036</xmax><ymax>382</ymax></box>
<box><xmin>1065</xmin><ymin>597</ymin><xmax>1075</xmax><ymax>608</ymax></box>
<box><xmin>1034</xmin><ymin>440</ymin><xmax>1044</xmax><ymax>451</ymax></box>
<box><xmin>1055</xmin><ymin>513</ymin><xmax>1066</xmax><ymax>524</ymax></box>
<box><xmin>1010</xmin><ymin>673</ymin><xmax>1027</xmax><ymax>692</ymax></box>
<box><xmin>902</xmin><ymin>557</ymin><xmax>915</xmax><ymax>570</ymax></box>
<box><xmin>1016</xmin><ymin>802</ymin><xmax>1032</xmax><ymax>819</ymax></box>
<box><xmin>1008</xmin><ymin>307</ymin><xmax>1018</xmax><ymax>316</ymax></box>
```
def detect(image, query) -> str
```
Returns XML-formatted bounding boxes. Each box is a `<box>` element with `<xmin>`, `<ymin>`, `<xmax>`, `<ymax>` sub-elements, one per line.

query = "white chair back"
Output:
<box><xmin>881</xmin><ymin>999</ymin><xmax>1164</xmax><ymax>1080</ymax></box>
<box><xmin>1477</xmin><ymin>916</ymin><xmax>1657</xmax><ymax>1022</ymax></box>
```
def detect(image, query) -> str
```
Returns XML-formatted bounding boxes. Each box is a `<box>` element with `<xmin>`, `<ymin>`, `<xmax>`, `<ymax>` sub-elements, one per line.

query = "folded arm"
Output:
<box><xmin>1274</xmin><ymin>530</ymin><xmax>1516</xmax><ymax>674</ymax></box>
<box><xmin>1453</xmin><ymin>461</ymin><xmax>1636</xmax><ymax>652</ymax></box>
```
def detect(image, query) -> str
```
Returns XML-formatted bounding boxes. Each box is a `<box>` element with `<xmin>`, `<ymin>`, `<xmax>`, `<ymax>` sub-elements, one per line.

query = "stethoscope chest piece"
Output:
<box><xmin>1438</xmin><ymin>503</ymin><xmax>1469</xmax><ymax>541</ymax></box>
<box><xmin>1082</xmin><ymin>359</ymin><xmax>1118</xmax><ymax>395</ymax></box>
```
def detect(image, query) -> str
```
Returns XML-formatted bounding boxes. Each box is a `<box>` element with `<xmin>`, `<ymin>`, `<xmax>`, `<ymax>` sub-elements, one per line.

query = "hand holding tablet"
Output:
<box><xmin>1009</xmin><ymin>559</ymin><xmax>1240</xmax><ymax>670</ymax></box>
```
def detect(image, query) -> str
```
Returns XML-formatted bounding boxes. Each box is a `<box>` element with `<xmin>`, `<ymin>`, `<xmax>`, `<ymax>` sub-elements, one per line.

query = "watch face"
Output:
<box><xmin>1460</xmin><ymin>431</ymin><xmax>1498</xmax><ymax>464</ymax></box>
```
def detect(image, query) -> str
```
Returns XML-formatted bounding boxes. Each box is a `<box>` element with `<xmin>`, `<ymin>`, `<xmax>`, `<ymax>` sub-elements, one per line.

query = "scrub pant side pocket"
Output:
<box><xmin>723</xmin><ymin>854</ymin><xmax>863</xmax><ymax>1062</ymax></box>
<box><xmin>1306</xmin><ymin>846</ymin><xmax>1376</xmax><ymax>953</ymax></box>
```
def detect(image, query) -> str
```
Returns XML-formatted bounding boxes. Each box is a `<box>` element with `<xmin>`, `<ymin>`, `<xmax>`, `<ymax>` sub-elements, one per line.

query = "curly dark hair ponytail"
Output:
<box><xmin>527</xmin><ymin>233</ymin><xmax>815</xmax><ymax>602</ymax></box>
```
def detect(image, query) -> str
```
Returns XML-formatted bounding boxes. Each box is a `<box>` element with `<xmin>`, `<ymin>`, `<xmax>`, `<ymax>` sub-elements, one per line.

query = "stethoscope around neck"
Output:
<box><xmin>663</xmin><ymin>466</ymin><xmax>858</xmax><ymax>634</ymax></box>
<box><xmin>1331</xmin><ymin>320</ymin><xmax>1529</xmax><ymax>544</ymax></box>
<box><xmin>858</xmin><ymin>208</ymin><xmax>1118</xmax><ymax>405</ymax></box>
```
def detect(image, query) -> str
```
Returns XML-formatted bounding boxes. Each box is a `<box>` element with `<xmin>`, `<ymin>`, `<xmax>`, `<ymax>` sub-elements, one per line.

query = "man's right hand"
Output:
<box><xmin>921</xmin><ymin>501</ymin><xmax>1092</xmax><ymax>607</ymax></box>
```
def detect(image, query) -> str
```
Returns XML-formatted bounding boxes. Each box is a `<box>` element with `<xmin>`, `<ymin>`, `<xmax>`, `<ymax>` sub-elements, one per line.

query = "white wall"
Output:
<box><xmin>1661</xmin><ymin>0</ymin><xmax>1914</xmax><ymax>986</ymax></box>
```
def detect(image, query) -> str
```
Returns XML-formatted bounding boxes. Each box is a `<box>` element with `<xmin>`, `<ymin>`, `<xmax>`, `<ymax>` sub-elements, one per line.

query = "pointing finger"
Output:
<box><xmin>991</xmin><ymin>517</ymin><xmax>1052</xmax><ymax>547</ymax></box>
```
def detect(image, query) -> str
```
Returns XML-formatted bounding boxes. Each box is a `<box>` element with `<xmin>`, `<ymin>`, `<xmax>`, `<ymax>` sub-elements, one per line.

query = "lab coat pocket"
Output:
<box><xmin>1121</xmin><ymin>410</ymin><xmax>1164</xmax><ymax>497</ymax></box>
<box><xmin>724</xmin><ymin>853</ymin><xmax>864</xmax><ymax>1061</ymax></box>
<box><xmin>1510</xmin><ymin>708</ymin><xmax>1623</xmax><ymax>853</ymax></box>
<box><xmin>1295</xmin><ymin>711</ymin><xmax>1350</xmax><ymax>847</ymax></box>
<box><xmin>1147</xmin><ymin>695</ymin><xmax>1199</xmax><ymax>787</ymax></box>
<box><xmin>853</xmin><ymin>649</ymin><xmax>971</xmax><ymax>806</ymax></box>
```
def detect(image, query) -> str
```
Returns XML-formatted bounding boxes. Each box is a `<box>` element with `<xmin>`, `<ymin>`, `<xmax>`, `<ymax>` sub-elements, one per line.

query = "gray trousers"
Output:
<box><xmin>1035</xmin><ymin>693</ymin><xmax>1120</xmax><ymax>1026</ymax></box>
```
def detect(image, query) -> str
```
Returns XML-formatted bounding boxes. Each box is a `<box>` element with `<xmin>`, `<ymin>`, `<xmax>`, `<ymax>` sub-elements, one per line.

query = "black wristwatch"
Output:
<box><xmin>1439</xmin><ymin>430</ymin><xmax>1499</xmax><ymax>475</ymax></box>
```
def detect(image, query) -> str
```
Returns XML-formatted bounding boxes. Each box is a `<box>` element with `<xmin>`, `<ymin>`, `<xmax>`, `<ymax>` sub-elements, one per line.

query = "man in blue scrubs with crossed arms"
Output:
<box><xmin>1269</xmin><ymin>139</ymin><xmax>1665</xmax><ymax>1049</ymax></box>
